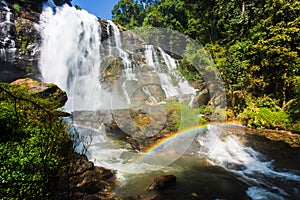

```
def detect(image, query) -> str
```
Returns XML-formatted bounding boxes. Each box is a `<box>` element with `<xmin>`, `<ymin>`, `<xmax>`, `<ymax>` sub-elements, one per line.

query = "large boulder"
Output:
<box><xmin>191</xmin><ymin>88</ymin><xmax>210</xmax><ymax>108</ymax></box>
<box><xmin>11</xmin><ymin>78</ymin><xmax>68</xmax><ymax>109</ymax></box>
<box><xmin>105</xmin><ymin>105</ymin><xmax>180</xmax><ymax>152</ymax></box>
<box><xmin>54</xmin><ymin>153</ymin><xmax>118</xmax><ymax>200</ymax></box>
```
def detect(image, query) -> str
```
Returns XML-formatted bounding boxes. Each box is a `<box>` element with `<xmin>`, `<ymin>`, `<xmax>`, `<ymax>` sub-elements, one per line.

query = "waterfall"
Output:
<box><xmin>158</xmin><ymin>47</ymin><xmax>196</xmax><ymax>98</ymax></box>
<box><xmin>0</xmin><ymin>0</ymin><xmax>16</xmax><ymax>62</ymax></box>
<box><xmin>39</xmin><ymin>5</ymin><xmax>103</xmax><ymax>111</ymax></box>
<box><xmin>107</xmin><ymin>20</ymin><xmax>135</xmax><ymax>104</ymax></box>
<box><xmin>144</xmin><ymin>44</ymin><xmax>160</xmax><ymax>69</ymax></box>
<box><xmin>107</xmin><ymin>20</ymin><xmax>135</xmax><ymax>81</ymax></box>
<box><xmin>158</xmin><ymin>47</ymin><xmax>177</xmax><ymax>71</ymax></box>
<box><xmin>144</xmin><ymin>45</ymin><xmax>196</xmax><ymax>99</ymax></box>
<box><xmin>38</xmin><ymin>3</ymin><xmax>196</xmax><ymax>111</ymax></box>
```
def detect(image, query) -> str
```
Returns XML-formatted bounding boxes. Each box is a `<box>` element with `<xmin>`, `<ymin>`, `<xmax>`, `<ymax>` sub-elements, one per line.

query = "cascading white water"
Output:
<box><xmin>144</xmin><ymin>45</ymin><xmax>154</xmax><ymax>67</ymax></box>
<box><xmin>158</xmin><ymin>47</ymin><xmax>177</xmax><ymax>71</ymax></box>
<box><xmin>106</xmin><ymin>20</ymin><xmax>134</xmax><ymax>104</ymax></box>
<box><xmin>0</xmin><ymin>0</ymin><xmax>16</xmax><ymax>62</ymax></box>
<box><xmin>158</xmin><ymin>47</ymin><xmax>196</xmax><ymax>98</ymax></box>
<box><xmin>198</xmin><ymin>125</ymin><xmax>300</xmax><ymax>200</ymax></box>
<box><xmin>107</xmin><ymin>20</ymin><xmax>135</xmax><ymax>81</ymax></box>
<box><xmin>39</xmin><ymin>5</ymin><xmax>103</xmax><ymax>111</ymax></box>
<box><xmin>144</xmin><ymin>45</ymin><xmax>196</xmax><ymax>99</ymax></box>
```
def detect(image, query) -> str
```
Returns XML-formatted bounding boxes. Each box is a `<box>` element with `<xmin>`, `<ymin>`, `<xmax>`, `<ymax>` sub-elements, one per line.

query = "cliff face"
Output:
<box><xmin>0</xmin><ymin>0</ymin><xmax>109</xmax><ymax>83</ymax></box>
<box><xmin>0</xmin><ymin>0</ymin><xmax>40</xmax><ymax>82</ymax></box>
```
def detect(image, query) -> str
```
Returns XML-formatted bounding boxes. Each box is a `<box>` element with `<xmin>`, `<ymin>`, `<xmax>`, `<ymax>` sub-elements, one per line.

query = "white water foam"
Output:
<box><xmin>198</xmin><ymin>125</ymin><xmax>300</xmax><ymax>199</ymax></box>
<box><xmin>246</xmin><ymin>187</ymin><xmax>285</xmax><ymax>200</ymax></box>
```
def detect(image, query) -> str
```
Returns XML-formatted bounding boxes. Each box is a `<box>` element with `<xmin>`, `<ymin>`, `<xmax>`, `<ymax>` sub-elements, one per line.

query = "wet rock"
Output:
<box><xmin>191</xmin><ymin>88</ymin><xmax>210</xmax><ymax>108</ymax></box>
<box><xmin>72</xmin><ymin>110</ymin><xmax>112</xmax><ymax>131</ymax></box>
<box><xmin>55</xmin><ymin>153</ymin><xmax>117</xmax><ymax>199</ymax></box>
<box><xmin>224</xmin><ymin>162</ymin><xmax>246</xmax><ymax>171</ymax></box>
<box><xmin>124</xmin><ymin>194</ymin><xmax>161</xmax><ymax>200</ymax></box>
<box><xmin>105</xmin><ymin>105</ymin><xmax>179</xmax><ymax>152</ymax></box>
<box><xmin>123</xmin><ymin>196</ymin><xmax>143</xmax><ymax>200</ymax></box>
<box><xmin>147</xmin><ymin>175</ymin><xmax>177</xmax><ymax>191</ymax></box>
<box><xmin>0</xmin><ymin>0</ymin><xmax>42</xmax><ymax>82</ymax></box>
<box><xmin>76</xmin><ymin>160</ymin><xmax>94</xmax><ymax>174</ymax></box>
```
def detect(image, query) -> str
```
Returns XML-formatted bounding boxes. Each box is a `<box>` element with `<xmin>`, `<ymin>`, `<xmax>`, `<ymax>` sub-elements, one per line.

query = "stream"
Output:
<box><xmin>73</xmin><ymin>122</ymin><xmax>300</xmax><ymax>200</ymax></box>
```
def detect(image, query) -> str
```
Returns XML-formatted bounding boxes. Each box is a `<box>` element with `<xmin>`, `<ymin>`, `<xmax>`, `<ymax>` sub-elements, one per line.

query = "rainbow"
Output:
<box><xmin>136</xmin><ymin>122</ymin><xmax>243</xmax><ymax>164</ymax></box>
<box><xmin>145</xmin><ymin>124</ymin><xmax>207</xmax><ymax>154</ymax></box>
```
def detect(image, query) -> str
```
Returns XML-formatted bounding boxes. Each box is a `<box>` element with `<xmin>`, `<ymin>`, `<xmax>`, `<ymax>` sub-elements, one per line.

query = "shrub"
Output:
<box><xmin>237</xmin><ymin>97</ymin><xmax>290</xmax><ymax>129</ymax></box>
<box><xmin>0</xmin><ymin>83</ymin><xmax>72</xmax><ymax>199</ymax></box>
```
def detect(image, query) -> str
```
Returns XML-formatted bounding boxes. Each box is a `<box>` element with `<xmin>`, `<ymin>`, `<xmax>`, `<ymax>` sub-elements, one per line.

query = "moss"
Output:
<box><xmin>21</xmin><ymin>40</ymin><xmax>28</xmax><ymax>50</ymax></box>
<box><xmin>163</xmin><ymin>101</ymin><xmax>206</xmax><ymax>129</ymax></box>
<box><xmin>13</xmin><ymin>3</ymin><xmax>21</xmax><ymax>12</ymax></box>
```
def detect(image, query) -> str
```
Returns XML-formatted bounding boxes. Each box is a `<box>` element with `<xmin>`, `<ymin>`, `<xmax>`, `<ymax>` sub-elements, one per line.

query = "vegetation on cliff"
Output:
<box><xmin>0</xmin><ymin>79</ymin><xmax>118</xmax><ymax>199</ymax></box>
<box><xmin>0</xmin><ymin>80</ymin><xmax>72</xmax><ymax>198</ymax></box>
<box><xmin>112</xmin><ymin>0</ymin><xmax>300</xmax><ymax>132</ymax></box>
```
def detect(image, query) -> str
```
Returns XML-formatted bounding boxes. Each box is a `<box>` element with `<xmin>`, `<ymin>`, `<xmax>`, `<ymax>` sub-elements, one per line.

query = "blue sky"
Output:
<box><xmin>71</xmin><ymin>0</ymin><xmax>119</xmax><ymax>19</ymax></box>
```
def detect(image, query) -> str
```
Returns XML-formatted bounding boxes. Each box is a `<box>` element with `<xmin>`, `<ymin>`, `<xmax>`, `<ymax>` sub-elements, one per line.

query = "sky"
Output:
<box><xmin>71</xmin><ymin>0</ymin><xmax>119</xmax><ymax>20</ymax></box>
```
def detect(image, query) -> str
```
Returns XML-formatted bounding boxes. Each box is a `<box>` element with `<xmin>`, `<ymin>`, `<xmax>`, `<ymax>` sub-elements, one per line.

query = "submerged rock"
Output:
<box><xmin>147</xmin><ymin>175</ymin><xmax>177</xmax><ymax>191</ymax></box>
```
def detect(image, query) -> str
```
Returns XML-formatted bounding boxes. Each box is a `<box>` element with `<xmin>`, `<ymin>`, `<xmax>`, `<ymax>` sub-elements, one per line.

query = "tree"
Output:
<box><xmin>142</xmin><ymin>0</ymin><xmax>189</xmax><ymax>33</ymax></box>
<box><xmin>112</xmin><ymin>0</ymin><xmax>144</xmax><ymax>28</ymax></box>
<box><xmin>246</xmin><ymin>0</ymin><xmax>300</xmax><ymax>106</ymax></box>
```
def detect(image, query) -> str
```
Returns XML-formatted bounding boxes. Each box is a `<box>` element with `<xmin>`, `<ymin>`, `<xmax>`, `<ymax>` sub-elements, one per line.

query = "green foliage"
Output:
<box><xmin>163</xmin><ymin>102</ymin><xmax>208</xmax><ymax>130</ymax></box>
<box><xmin>112</xmin><ymin>0</ymin><xmax>145</xmax><ymax>29</ymax></box>
<box><xmin>176</xmin><ymin>59</ymin><xmax>201</xmax><ymax>81</ymax></box>
<box><xmin>238</xmin><ymin>97</ymin><xmax>290</xmax><ymax>129</ymax></box>
<box><xmin>0</xmin><ymin>83</ymin><xmax>72</xmax><ymax>199</ymax></box>
<box><xmin>198</xmin><ymin>105</ymin><xmax>213</xmax><ymax>115</ymax></box>
<box><xmin>13</xmin><ymin>3</ymin><xmax>21</xmax><ymax>12</ymax></box>
<box><xmin>246</xmin><ymin>0</ymin><xmax>300</xmax><ymax>104</ymax></box>
<box><xmin>21</xmin><ymin>40</ymin><xmax>28</xmax><ymax>50</ymax></box>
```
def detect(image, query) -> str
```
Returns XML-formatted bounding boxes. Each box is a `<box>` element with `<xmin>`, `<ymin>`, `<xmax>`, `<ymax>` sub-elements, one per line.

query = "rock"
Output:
<box><xmin>164</xmin><ymin>96</ymin><xmax>178</xmax><ymax>102</ymax></box>
<box><xmin>55</xmin><ymin>152</ymin><xmax>117</xmax><ymax>199</ymax></box>
<box><xmin>147</xmin><ymin>175</ymin><xmax>177</xmax><ymax>191</ymax></box>
<box><xmin>191</xmin><ymin>88</ymin><xmax>210</xmax><ymax>108</ymax></box>
<box><xmin>11</xmin><ymin>78</ymin><xmax>68</xmax><ymax>108</ymax></box>
<box><xmin>0</xmin><ymin>1</ymin><xmax>42</xmax><ymax>82</ymax></box>
<box><xmin>123</xmin><ymin>195</ymin><xmax>143</xmax><ymax>200</ymax></box>
<box><xmin>76</xmin><ymin>161</ymin><xmax>94</xmax><ymax>174</ymax></box>
<box><xmin>105</xmin><ymin>105</ymin><xmax>179</xmax><ymax>152</ymax></box>
<box><xmin>124</xmin><ymin>194</ymin><xmax>160</xmax><ymax>200</ymax></box>
<box><xmin>53</xmin><ymin>0</ymin><xmax>72</xmax><ymax>6</ymax></box>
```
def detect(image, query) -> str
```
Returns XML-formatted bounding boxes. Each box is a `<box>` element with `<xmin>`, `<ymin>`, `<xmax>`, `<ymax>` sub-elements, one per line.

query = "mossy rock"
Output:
<box><xmin>11</xmin><ymin>78</ymin><xmax>68</xmax><ymax>109</ymax></box>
